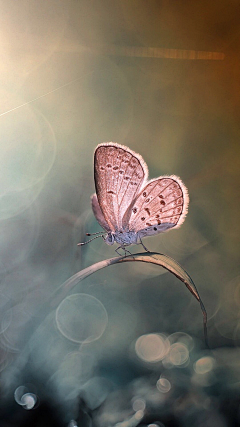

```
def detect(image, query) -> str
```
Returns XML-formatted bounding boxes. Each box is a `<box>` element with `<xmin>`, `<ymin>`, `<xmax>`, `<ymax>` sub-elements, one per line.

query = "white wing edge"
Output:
<box><xmin>95</xmin><ymin>142</ymin><xmax>149</xmax><ymax>189</ymax></box>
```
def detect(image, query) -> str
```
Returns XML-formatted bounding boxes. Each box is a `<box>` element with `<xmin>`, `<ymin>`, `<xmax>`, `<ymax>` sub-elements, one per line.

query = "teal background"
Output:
<box><xmin>0</xmin><ymin>1</ymin><xmax>240</xmax><ymax>425</ymax></box>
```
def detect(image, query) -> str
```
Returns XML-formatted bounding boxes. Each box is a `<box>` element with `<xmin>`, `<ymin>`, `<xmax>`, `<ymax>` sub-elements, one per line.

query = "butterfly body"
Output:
<box><xmin>89</xmin><ymin>142</ymin><xmax>189</xmax><ymax>252</ymax></box>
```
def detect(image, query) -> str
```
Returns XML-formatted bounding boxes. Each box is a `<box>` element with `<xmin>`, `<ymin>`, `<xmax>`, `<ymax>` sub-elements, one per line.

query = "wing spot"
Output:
<box><xmin>145</xmin><ymin>198</ymin><xmax>150</xmax><ymax>203</ymax></box>
<box><xmin>124</xmin><ymin>176</ymin><xmax>130</xmax><ymax>180</ymax></box>
<box><xmin>146</xmin><ymin>222</ymin><xmax>151</xmax><ymax>226</ymax></box>
<box><xmin>154</xmin><ymin>227</ymin><xmax>157</xmax><ymax>231</ymax></box>
<box><xmin>155</xmin><ymin>214</ymin><xmax>160</xmax><ymax>218</ymax></box>
<box><xmin>119</xmin><ymin>170</ymin><xmax>124</xmax><ymax>174</ymax></box>
<box><xmin>144</xmin><ymin>208</ymin><xmax>150</xmax><ymax>215</ymax></box>
<box><xmin>141</xmin><ymin>217</ymin><xmax>145</xmax><ymax>221</ymax></box>
<box><xmin>160</xmin><ymin>200</ymin><xmax>165</xmax><ymax>206</ymax></box>
<box><xmin>159</xmin><ymin>195</ymin><xmax>164</xmax><ymax>199</ymax></box>
<box><xmin>100</xmin><ymin>166</ymin><xmax>105</xmax><ymax>170</ymax></box>
<box><xmin>113</xmin><ymin>166</ymin><xmax>119</xmax><ymax>170</ymax></box>
<box><xmin>175</xmin><ymin>207</ymin><xmax>182</xmax><ymax>214</ymax></box>
<box><xmin>143</xmin><ymin>192</ymin><xmax>147</xmax><ymax>197</ymax></box>
<box><xmin>132</xmin><ymin>207</ymin><xmax>137</xmax><ymax>214</ymax></box>
<box><xmin>157</xmin><ymin>220</ymin><xmax>161</xmax><ymax>225</ymax></box>
<box><xmin>106</xmin><ymin>164</ymin><xmax>112</xmax><ymax>168</ymax></box>
<box><xmin>107</xmin><ymin>190</ymin><xmax>116</xmax><ymax>195</ymax></box>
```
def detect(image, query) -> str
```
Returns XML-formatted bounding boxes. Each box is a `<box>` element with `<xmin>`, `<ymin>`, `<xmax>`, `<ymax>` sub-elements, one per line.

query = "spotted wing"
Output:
<box><xmin>91</xmin><ymin>194</ymin><xmax>111</xmax><ymax>232</ymax></box>
<box><xmin>126</xmin><ymin>176</ymin><xmax>189</xmax><ymax>236</ymax></box>
<box><xmin>94</xmin><ymin>143</ymin><xmax>148</xmax><ymax>231</ymax></box>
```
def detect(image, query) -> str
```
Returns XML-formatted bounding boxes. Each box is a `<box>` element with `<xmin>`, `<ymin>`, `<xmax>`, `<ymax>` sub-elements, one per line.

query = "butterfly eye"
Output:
<box><xmin>105</xmin><ymin>233</ymin><xmax>114</xmax><ymax>245</ymax></box>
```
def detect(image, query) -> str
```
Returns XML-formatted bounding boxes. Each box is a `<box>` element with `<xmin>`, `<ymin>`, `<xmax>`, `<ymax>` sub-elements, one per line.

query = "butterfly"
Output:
<box><xmin>80</xmin><ymin>142</ymin><xmax>189</xmax><ymax>254</ymax></box>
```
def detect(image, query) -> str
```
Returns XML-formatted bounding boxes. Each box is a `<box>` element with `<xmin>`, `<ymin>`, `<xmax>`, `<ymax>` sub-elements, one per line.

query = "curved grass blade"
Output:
<box><xmin>50</xmin><ymin>251</ymin><xmax>208</xmax><ymax>347</ymax></box>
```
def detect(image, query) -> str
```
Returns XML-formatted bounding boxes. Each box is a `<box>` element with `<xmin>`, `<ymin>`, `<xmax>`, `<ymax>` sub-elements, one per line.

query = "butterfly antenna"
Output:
<box><xmin>86</xmin><ymin>232</ymin><xmax>103</xmax><ymax>236</ymax></box>
<box><xmin>78</xmin><ymin>234</ymin><xmax>104</xmax><ymax>246</ymax></box>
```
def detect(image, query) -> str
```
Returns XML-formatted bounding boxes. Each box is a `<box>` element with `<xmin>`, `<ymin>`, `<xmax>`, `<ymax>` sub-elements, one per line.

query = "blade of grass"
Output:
<box><xmin>50</xmin><ymin>251</ymin><xmax>208</xmax><ymax>347</ymax></box>
<box><xmin>1</xmin><ymin>251</ymin><xmax>208</xmax><ymax>383</ymax></box>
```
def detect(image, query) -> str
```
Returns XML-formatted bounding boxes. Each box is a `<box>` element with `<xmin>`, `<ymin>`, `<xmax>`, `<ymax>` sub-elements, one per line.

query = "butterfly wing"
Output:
<box><xmin>94</xmin><ymin>143</ymin><xmax>148</xmax><ymax>231</ymax></box>
<box><xmin>126</xmin><ymin>176</ymin><xmax>189</xmax><ymax>237</ymax></box>
<box><xmin>91</xmin><ymin>194</ymin><xmax>111</xmax><ymax>232</ymax></box>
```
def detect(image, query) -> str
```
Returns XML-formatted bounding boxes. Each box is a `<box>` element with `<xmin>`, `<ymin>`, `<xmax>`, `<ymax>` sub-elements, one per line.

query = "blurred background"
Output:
<box><xmin>0</xmin><ymin>0</ymin><xmax>240</xmax><ymax>426</ymax></box>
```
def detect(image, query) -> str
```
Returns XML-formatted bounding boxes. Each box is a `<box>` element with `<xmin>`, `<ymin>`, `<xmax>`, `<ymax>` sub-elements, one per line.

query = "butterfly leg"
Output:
<box><xmin>115</xmin><ymin>246</ymin><xmax>132</xmax><ymax>257</ymax></box>
<box><xmin>139</xmin><ymin>237</ymin><xmax>150</xmax><ymax>252</ymax></box>
<box><xmin>124</xmin><ymin>248</ymin><xmax>132</xmax><ymax>256</ymax></box>
<box><xmin>115</xmin><ymin>246</ymin><xmax>123</xmax><ymax>256</ymax></box>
